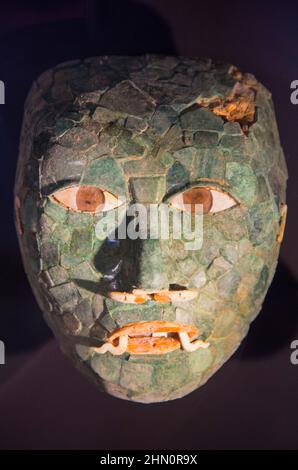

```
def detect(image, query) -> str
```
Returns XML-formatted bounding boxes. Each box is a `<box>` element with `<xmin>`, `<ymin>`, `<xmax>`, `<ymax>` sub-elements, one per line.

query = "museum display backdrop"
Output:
<box><xmin>14</xmin><ymin>55</ymin><xmax>287</xmax><ymax>403</ymax></box>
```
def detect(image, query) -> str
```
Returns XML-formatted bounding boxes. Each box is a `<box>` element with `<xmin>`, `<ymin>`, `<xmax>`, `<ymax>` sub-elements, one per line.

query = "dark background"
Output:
<box><xmin>0</xmin><ymin>0</ymin><xmax>297</xmax><ymax>450</ymax></box>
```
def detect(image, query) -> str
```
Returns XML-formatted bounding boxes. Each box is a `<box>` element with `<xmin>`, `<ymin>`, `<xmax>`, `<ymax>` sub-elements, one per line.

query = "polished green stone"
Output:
<box><xmin>82</xmin><ymin>156</ymin><xmax>127</xmax><ymax>197</ymax></box>
<box><xmin>130</xmin><ymin>176</ymin><xmax>165</xmax><ymax>203</ymax></box>
<box><xmin>194</xmin><ymin>130</ymin><xmax>219</xmax><ymax>147</ymax></box>
<box><xmin>166</xmin><ymin>161</ymin><xmax>189</xmax><ymax>192</ymax></box>
<box><xmin>180</xmin><ymin>107</ymin><xmax>224</xmax><ymax>131</ymax></box>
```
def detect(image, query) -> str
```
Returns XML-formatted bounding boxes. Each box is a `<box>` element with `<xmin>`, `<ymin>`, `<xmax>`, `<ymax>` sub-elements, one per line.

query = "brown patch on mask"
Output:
<box><xmin>197</xmin><ymin>68</ymin><xmax>258</xmax><ymax>134</ymax></box>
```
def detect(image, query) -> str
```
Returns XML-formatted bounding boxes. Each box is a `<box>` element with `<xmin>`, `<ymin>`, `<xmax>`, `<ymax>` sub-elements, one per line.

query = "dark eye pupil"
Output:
<box><xmin>76</xmin><ymin>186</ymin><xmax>105</xmax><ymax>212</ymax></box>
<box><xmin>182</xmin><ymin>188</ymin><xmax>213</xmax><ymax>214</ymax></box>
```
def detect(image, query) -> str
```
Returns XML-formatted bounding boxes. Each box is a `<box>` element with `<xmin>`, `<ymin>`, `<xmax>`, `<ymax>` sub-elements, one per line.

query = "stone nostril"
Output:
<box><xmin>102</xmin><ymin>260</ymin><xmax>122</xmax><ymax>280</ymax></box>
<box><xmin>169</xmin><ymin>283</ymin><xmax>187</xmax><ymax>291</ymax></box>
<box><xmin>106</xmin><ymin>238</ymin><xmax>120</xmax><ymax>247</ymax></box>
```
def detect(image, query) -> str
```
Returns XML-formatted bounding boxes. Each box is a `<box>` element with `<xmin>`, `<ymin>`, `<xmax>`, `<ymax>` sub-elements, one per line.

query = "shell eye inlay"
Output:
<box><xmin>50</xmin><ymin>185</ymin><xmax>122</xmax><ymax>213</ymax></box>
<box><xmin>170</xmin><ymin>186</ymin><xmax>237</xmax><ymax>214</ymax></box>
<box><xmin>76</xmin><ymin>186</ymin><xmax>105</xmax><ymax>212</ymax></box>
<box><xmin>182</xmin><ymin>187</ymin><xmax>213</xmax><ymax>214</ymax></box>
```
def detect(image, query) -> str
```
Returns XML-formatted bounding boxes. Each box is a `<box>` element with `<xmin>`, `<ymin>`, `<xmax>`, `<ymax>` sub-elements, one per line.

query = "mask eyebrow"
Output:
<box><xmin>41</xmin><ymin>179</ymin><xmax>81</xmax><ymax>197</ymax></box>
<box><xmin>195</xmin><ymin>177</ymin><xmax>230</xmax><ymax>187</ymax></box>
<box><xmin>163</xmin><ymin>178</ymin><xmax>230</xmax><ymax>201</ymax></box>
<box><xmin>40</xmin><ymin>145</ymin><xmax>88</xmax><ymax>196</ymax></box>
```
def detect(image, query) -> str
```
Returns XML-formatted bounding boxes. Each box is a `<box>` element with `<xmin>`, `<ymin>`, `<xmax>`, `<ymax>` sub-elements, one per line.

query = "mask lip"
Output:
<box><xmin>106</xmin><ymin>320</ymin><xmax>202</xmax><ymax>355</ymax></box>
<box><xmin>108</xmin><ymin>289</ymin><xmax>198</xmax><ymax>304</ymax></box>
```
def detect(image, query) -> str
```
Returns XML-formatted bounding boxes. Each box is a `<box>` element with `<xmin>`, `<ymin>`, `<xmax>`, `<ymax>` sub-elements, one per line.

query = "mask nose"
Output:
<box><xmin>94</xmin><ymin>205</ymin><xmax>170</xmax><ymax>292</ymax></box>
<box><xmin>136</xmin><ymin>239</ymin><xmax>169</xmax><ymax>290</ymax></box>
<box><xmin>115</xmin><ymin>200</ymin><xmax>170</xmax><ymax>290</ymax></box>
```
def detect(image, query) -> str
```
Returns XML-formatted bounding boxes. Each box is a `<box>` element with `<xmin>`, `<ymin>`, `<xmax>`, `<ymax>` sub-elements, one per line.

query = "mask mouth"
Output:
<box><xmin>92</xmin><ymin>321</ymin><xmax>209</xmax><ymax>355</ymax></box>
<box><xmin>108</xmin><ymin>288</ymin><xmax>198</xmax><ymax>303</ymax></box>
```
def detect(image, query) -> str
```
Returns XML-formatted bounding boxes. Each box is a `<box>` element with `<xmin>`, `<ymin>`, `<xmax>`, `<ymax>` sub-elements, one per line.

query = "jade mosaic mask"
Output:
<box><xmin>14</xmin><ymin>55</ymin><xmax>287</xmax><ymax>403</ymax></box>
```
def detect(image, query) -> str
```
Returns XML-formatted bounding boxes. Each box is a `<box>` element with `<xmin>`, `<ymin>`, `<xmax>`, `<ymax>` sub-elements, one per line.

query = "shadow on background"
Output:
<box><xmin>239</xmin><ymin>262</ymin><xmax>298</xmax><ymax>359</ymax></box>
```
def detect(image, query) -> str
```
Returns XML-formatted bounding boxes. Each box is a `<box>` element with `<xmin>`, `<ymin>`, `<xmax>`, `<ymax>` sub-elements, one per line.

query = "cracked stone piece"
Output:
<box><xmin>100</xmin><ymin>80</ymin><xmax>155</xmax><ymax>117</ymax></box>
<box><xmin>113</xmin><ymin>129</ymin><xmax>145</xmax><ymax>157</ymax></box>
<box><xmin>76</xmin><ymin>344</ymin><xmax>91</xmax><ymax>361</ymax></box>
<box><xmin>43</xmin><ymin>199</ymin><xmax>66</xmax><ymax>223</ymax></box>
<box><xmin>54</xmin><ymin>119</ymin><xmax>74</xmax><ymax>138</ymax></box>
<box><xmin>58</xmin><ymin>127</ymin><xmax>98</xmax><ymax>151</ymax></box>
<box><xmin>175</xmin><ymin>307</ymin><xmax>195</xmax><ymax>325</ymax></box>
<box><xmin>70</xmin><ymin>229</ymin><xmax>93</xmax><ymax>257</ymax></box>
<box><xmin>92</xmin><ymin>294</ymin><xmax>104</xmax><ymax>320</ymax></box>
<box><xmin>91</xmin><ymin>353</ymin><xmax>122</xmax><ymax>383</ymax></box>
<box><xmin>49</xmin><ymin>282</ymin><xmax>80</xmax><ymax>310</ymax></box>
<box><xmin>166</xmin><ymin>161</ymin><xmax>189</xmax><ymax>192</ymax></box>
<box><xmin>107</xmin><ymin>301</ymin><xmax>162</xmax><ymax>326</ymax></box>
<box><xmin>224</xmin><ymin>121</ymin><xmax>243</xmax><ymax>135</ymax></box>
<box><xmin>180</xmin><ymin>106</ymin><xmax>224</xmax><ymax>131</ymax></box>
<box><xmin>208</xmin><ymin>256</ymin><xmax>232</xmax><ymax>280</ymax></box>
<box><xmin>41</xmin><ymin>145</ymin><xmax>87</xmax><ymax>193</ymax></box>
<box><xmin>125</xmin><ymin>116</ymin><xmax>148</xmax><ymax>133</ymax></box>
<box><xmin>220</xmin><ymin>134</ymin><xmax>245</xmax><ymax>150</ymax></box>
<box><xmin>194</xmin><ymin>130</ymin><xmax>219</xmax><ymax>148</ymax></box>
<box><xmin>81</xmin><ymin>156</ymin><xmax>127</xmax><ymax>197</ymax></box>
<box><xmin>63</xmin><ymin>313</ymin><xmax>81</xmax><ymax>335</ymax></box>
<box><xmin>120</xmin><ymin>362</ymin><xmax>153</xmax><ymax>392</ymax></box>
<box><xmin>74</xmin><ymin>299</ymin><xmax>93</xmax><ymax>327</ymax></box>
<box><xmin>130</xmin><ymin>176</ymin><xmax>165</xmax><ymax>203</ymax></box>
<box><xmin>22</xmin><ymin>194</ymin><xmax>38</xmax><ymax>232</ymax></box>
<box><xmin>217</xmin><ymin>270</ymin><xmax>241</xmax><ymax>298</ymax></box>
<box><xmin>47</xmin><ymin>266</ymin><xmax>69</xmax><ymax>285</ymax></box>
<box><xmin>191</xmin><ymin>270</ymin><xmax>207</xmax><ymax>288</ymax></box>
<box><xmin>188</xmin><ymin>347</ymin><xmax>213</xmax><ymax>374</ymax></box>
<box><xmin>173</xmin><ymin>147</ymin><xmax>194</xmax><ymax>168</ymax></box>
<box><xmin>123</xmin><ymin>152</ymin><xmax>173</xmax><ymax>177</ymax></box>
<box><xmin>150</xmin><ymin>105</ymin><xmax>177</xmax><ymax>134</ymax></box>
<box><xmin>92</xmin><ymin>106</ymin><xmax>122</xmax><ymax>124</ymax></box>
<box><xmin>247</xmin><ymin>202</ymin><xmax>278</xmax><ymax>246</ymax></box>
<box><xmin>226</xmin><ymin>162</ymin><xmax>256</xmax><ymax>205</ymax></box>
<box><xmin>69</xmin><ymin>261</ymin><xmax>100</xmax><ymax>282</ymax></box>
<box><xmin>161</xmin><ymin>124</ymin><xmax>184</xmax><ymax>151</ymax></box>
<box><xmin>197</xmin><ymin>148</ymin><xmax>226</xmax><ymax>180</ymax></box>
<box><xmin>40</xmin><ymin>242</ymin><xmax>59</xmax><ymax>269</ymax></box>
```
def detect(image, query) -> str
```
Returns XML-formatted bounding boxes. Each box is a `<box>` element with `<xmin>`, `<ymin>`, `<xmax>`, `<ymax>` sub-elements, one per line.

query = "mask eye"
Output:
<box><xmin>49</xmin><ymin>185</ymin><xmax>123</xmax><ymax>213</ymax></box>
<box><xmin>170</xmin><ymin>187</ymin><xmax>237</xmax><ymax>214</ymax></box>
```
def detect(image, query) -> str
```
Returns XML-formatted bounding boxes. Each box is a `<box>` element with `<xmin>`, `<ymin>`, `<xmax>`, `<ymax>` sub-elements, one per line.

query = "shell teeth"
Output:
<box><xmin>108</xmin><ymin>290</ymin><xmax>198</xmax><ymax>304</ymax></box>
<box><xmin>109</xmin><ymin>291</ymin><xmax>149</xmax><ymax>303</ymax></box>
<box><xmin>93</xmin><ymin>335</ymin><xmax>128</xmax><ymax>356</ymax></box>
<box><xmin>91</xmin><ymin>330</ymin><xmax>210</xmax><ymax>355</ymax></box>
<box><xmin>152</xmin><ymin>332</ymin><xmax>168</xmax><ymax>338</ymax></box>
<box><xmin>178</xmin><ymin>332</ymin><xmax>210</xmax><ymax>352</ymax></box>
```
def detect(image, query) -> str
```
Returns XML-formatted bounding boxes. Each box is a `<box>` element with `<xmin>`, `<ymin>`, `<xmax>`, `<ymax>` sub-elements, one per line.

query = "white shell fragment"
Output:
<box><xmin>92</xmin><ymin>335</ymin><xmax>128</xmax><ymax>355</ymax></box>
<box><xmin>108</xmin><ymin>289</ymin><xmax>198</xmax><ymax>303</ymax></box>
<box><xmin>178</xmin><ymin>332</ymin><xmax>210</xmax><ymax>352</ymax></box>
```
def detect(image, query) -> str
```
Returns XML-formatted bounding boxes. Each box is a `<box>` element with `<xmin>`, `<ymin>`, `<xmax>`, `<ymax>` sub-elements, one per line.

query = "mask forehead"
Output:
<box><xmin>15</xmin><ymin>55</ymin><xmax>287</xmax><ymax>403</ymax></box>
